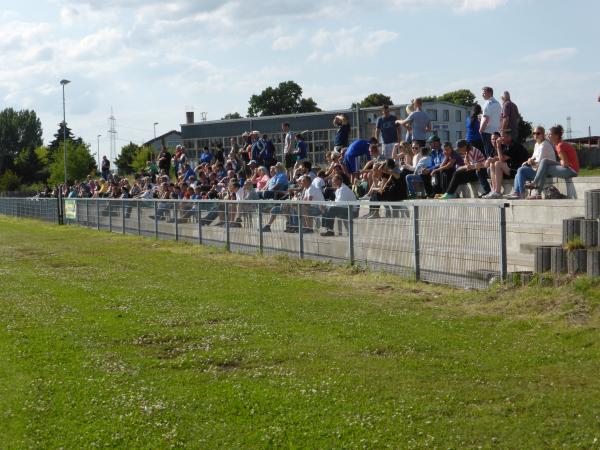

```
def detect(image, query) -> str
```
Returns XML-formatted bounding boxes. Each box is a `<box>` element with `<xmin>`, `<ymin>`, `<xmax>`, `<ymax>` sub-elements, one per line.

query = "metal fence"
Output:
<box><xmin>0</xmin><ymin>197</ymin><xmax>507</xmax><ymax>289</ymax></box>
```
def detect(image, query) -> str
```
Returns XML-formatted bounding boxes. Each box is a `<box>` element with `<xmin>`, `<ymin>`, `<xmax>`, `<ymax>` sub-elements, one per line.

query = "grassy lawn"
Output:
<box><xmin>1</xmin><ymin>217</ymin><xmax>600</xmax><ymax>448</ymax></box>
<box><xmin>579</xmin><ymin>167</ymin><xmax>600</xmax><ymax>177</ymax></box>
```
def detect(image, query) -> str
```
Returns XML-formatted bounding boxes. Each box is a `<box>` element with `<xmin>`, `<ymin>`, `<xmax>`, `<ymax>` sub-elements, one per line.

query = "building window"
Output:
<box><xmin>443</xmin><ymin>110</ymin><xmax>450</xmax><ymax>122</ymax></box>
<box><xmin>456</xmin><ymin>131</ymin><xmax>463</xmax><ymax>140</ymax></box>
<box><xmin>455</xmin><ymin>110</ymin><xmax>462</xmax><ymax>122</ymax></box>
<box><xmin>443</xmin><ymin>131</ymin><xmax>450</xmax><ymax>142</ymax></box>
<box><xmin>426</xmin><ymin>109</ymin><xmax>438</xmax><ymax>121</ymax></box>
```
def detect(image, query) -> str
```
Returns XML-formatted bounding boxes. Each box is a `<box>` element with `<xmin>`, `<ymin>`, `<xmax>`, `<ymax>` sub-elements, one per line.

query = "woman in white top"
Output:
<box><xmin>505</xmin><ymin>126</ymin><xmax>556</xmax><ymax>199</ymax></box>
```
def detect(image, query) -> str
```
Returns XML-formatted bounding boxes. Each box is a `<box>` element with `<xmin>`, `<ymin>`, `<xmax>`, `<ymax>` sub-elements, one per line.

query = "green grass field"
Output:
<box><xmin>1</xmin><ymin>217</ymin><xmax>600</xmax><ymax>448</ymax></box>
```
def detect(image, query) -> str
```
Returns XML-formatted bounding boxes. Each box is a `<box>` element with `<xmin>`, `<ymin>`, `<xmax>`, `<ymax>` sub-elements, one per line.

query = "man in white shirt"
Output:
<box><xmin>300</xmin><ymin>175</ymin><xmax>324</xmax><ymax>231</ymax></box>
<box><xmin>479</xmin><ymin>86</ymin><xmax>502</xmax><ymax>158</ymax></box>
<box><xmin>320</xmin><ymin>175</ymin><xmax>357</xmax><ymax>236</ymax></box>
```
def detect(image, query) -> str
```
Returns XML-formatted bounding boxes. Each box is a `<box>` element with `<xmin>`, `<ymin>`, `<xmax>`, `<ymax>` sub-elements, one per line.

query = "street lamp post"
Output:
<box><xmin>60</xmin><ymin>79</ymin><xmax>71</xmax><ymax>186</ymax></box>
<box><xmin>97</xmin><ymin>135</ymin><xmax>101</xmax><ymax>170</ymax></box>
<box><xmin>153</xmin><ymin>122</ymin><xmax>159</xmax><ymax>139</ymax></box>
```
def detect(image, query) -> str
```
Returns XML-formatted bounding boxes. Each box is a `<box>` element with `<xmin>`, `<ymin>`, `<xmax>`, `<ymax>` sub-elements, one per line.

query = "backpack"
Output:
<box><xmin>543</xmin><ymin>185</ymin><xmax>567</xmax><ymax>200</ymax></box>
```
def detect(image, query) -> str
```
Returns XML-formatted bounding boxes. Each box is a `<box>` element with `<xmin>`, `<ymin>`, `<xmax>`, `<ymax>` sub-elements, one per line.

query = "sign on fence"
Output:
<box><xmin>64</xmin><ymin>199</ymin><xmax>77</xmax><ymax>220</ymax></box>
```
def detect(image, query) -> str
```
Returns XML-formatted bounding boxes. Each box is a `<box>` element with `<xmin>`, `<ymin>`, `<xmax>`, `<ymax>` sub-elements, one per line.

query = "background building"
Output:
<box><xmin>180</xmin><ymin>102</ymin><xmax>470</xmax><ymax>164</ymax></box>
<box><xmin>143</xmin><ymin>130</ymin><xmax>182</xmax><ymax>153</ymax></box>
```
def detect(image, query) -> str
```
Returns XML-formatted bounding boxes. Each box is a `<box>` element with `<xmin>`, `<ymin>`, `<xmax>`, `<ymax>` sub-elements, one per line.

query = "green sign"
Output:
<box><xmin>64</xmin><ymin>199</ymin><xmax>77</xmax><ymax>220</ymax></box>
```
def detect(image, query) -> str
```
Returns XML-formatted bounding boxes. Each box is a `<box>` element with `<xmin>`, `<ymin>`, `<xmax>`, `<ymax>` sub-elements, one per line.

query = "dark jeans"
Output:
<box><xmin>481</xmin><ymin>132</ymin><xmax>494</xmax><ymax>158</ymax></box>
<box><xmin>421</xmin><ymin>168</ymin><xmax>455</xmax><ymax>197</ymax></box>
<box><xmin>446</xmin><ymin>169</ymin><xmax>490</xmax><ymax>195</ymax></box>
<box><xmin>322</xmin><ymin>205</ymin><xmax>358</xmax><ymax>231</ymax></box>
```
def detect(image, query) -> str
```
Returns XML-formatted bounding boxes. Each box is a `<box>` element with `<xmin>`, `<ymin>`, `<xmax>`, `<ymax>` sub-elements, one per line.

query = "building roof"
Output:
<box><xmin>180</xmin><ymin>101</ymin><xmax>469</xmax><ymax>127</ymax></box>
<box><xmin>143</xmin><ymin>130</ymin><xmax>181</xmax><ymax>146</ymax></box>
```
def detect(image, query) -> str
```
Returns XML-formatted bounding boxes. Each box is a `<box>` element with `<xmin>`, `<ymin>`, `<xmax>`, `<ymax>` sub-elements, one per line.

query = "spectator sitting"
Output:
<box><xmin>299</xmin><ymin>174</ymin><xmax>324</xmax><ymax>231</ymax></box>
<box><xmin>439</xmin><ymin>140</ymin><xmax>489</xmax><ymax>199</ymax></box>
<box><xmin>251</xmin><ymin>166</ymin><xmax>271</xmax><ymax>190</ymax></box>
<box><xmin>525</xmin><ymin>124</ymin><xmax>579</xmax><ymax>198</ymax></box>
<box><xmin>484</xmin><ymin>129</ymin><xmax>529</xmax><ymax>199</ymax></box>
<box><xmin>406</xmin><ymin>147</ymin><xmax>432</xmax><ymax>198</ymax></box>
<box><xmin>506</xmin><ymin>126</ymin><xmax>556</xmax><ymax>199</ymax></box>
<box><xmin>258</xmin><ymin>162</ymin><xmax>289</xmax><ymax>199</ymax></box>
<box><xmin>320</xmin><ymin>174</ymin><xmax>358</xmax><ymax>236</ymax></box>
<box><xmin>200</xmin><ymin>146</ymin><xmax>213</xmax><ymax>164</ymax></box>
<box><xmin>427</xmin><ymin>142</ymin><xmax>463</xmax><ymax>197</ymax></box>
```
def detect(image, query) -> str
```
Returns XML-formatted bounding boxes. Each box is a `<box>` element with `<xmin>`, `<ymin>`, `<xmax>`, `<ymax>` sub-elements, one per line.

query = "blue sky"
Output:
<box><xmin>0</xmin><ymin>0</ymin><xmax>598</xmax><ymax>155</ymax></box>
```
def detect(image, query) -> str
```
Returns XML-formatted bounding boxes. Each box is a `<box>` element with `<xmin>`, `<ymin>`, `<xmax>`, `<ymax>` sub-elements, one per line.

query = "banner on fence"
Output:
<box><xmin>64</xmin><ymin>199</ymin><xmax>77</xmax><ymax>220</ymax></box>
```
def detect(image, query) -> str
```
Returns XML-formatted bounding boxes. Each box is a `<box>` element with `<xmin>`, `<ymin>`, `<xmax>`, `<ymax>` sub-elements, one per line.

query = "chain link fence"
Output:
<box><xmin>0</xmin><ymin>197</ymin><xmax>507</xmax><ymax>289</ymax></box>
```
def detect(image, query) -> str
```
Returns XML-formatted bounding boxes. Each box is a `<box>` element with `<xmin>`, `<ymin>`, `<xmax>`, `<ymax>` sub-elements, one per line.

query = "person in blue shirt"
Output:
<box><xmin>200</xmin><ymin>147</ymin><xmax>213</xmax><ymax>164</ymax></box>
<box><xmin>466</xmin><ymin>104</ymin><xmax>483</xmax><ymax>152</ymax></box>
<box><xmin>374</xmin><ymin>105</ymin><xmax>398</xmax><ymax>159</ymax></box>
<box><xmin>181</xmin><ymin>164</ymin><xmax>195</xmax><ymax>183</ymax></box>
<box><xmin>259</xmin><ymin>162</ymin><xmax>289</xmax><ymax>200</ymax></box>
<box><xmin>333</xmin><ymin>114</ymin><xmax>351</xmax><ymax>150</ymax></box>
<box><xmin>419</xmin><ymin>135</ymin><xmax>444</xmax><ymax>197</ymax></box>
<box><xmin>343</xmin><ymin>137</ymin><xmax>378</xmax><ymax>183</ymax></box>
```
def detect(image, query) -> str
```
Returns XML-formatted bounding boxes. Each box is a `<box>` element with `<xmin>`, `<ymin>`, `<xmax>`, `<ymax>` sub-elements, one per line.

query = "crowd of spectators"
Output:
<box><xmin>38</xmin><ymin>87</ymin><xmax>580</xmax><ymax>234</ymax></box>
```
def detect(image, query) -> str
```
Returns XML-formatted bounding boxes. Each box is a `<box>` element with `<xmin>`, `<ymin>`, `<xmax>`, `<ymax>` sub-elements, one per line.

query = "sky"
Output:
<box><xmin>0</xmin><ymin>0</ymin><xmax>598</xmax><ymax>157</ymax></box>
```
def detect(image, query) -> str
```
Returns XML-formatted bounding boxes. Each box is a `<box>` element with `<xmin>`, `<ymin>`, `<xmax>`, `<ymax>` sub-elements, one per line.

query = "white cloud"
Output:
<box><xmin>272</xmin><ymin>34</ymin><xmax>302</xmax><ymax>51</ymax></box>
<box><xmin>385</xmin><ymin>0</ymin><xmax>508</xmax><ymax>12</ymax></box>
<box><xmin>308</xmin><ymin>27</ymin><xmax>398</xmax><ymax>62</ymax></box>
<box><xmin>521</xmin><ymin>47</ymin><xmax>578</xmax><ymax>63</ymax></box>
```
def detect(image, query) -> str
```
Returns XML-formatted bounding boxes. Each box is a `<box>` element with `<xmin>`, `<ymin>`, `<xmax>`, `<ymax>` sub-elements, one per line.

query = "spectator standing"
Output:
<box><xmin>101</xmin><ymin>156</ymin><xmax>111</xmax><ymax>180</ymax></box>
<box><xmin>479</xmin><ymin>86</ymin><xmax>502</xmax><ymax>158</ymax></box>
<box><xmin>158</xmin><ymin>146</ymin><xmax>172</xmax><ymax>175</ymax></box>
<box><xmin>396</xmin><ymin>98</ymin><xmax>431</xmax><ymax>148</ymax></box>
<box><xmin>374</xmin><ymin>105</ymin><xmax>398</xmax><ymax>159</ymax></box>
<box><xmin>282</xmin><ymin>122</ymin><xmax>294</xmax><ymax>178</ymax></box>
<box><xmin>466</xmin><ymin>104</ymin><xmax>483</xmax><ymax>151</ymax></box>
<box><xmin>501</xmin><ymin>91</ymin><xmax>520</xmax><ymax>142</ymax></box>
<box><xmin>333</xmin><ymin>114</ymin><xmax>351</xmax><ymax>151</ymax></box>
<box><xmin>343</xmin><ymin>139</ymin><xmax>376</xmax><ymax>183</ymax></box>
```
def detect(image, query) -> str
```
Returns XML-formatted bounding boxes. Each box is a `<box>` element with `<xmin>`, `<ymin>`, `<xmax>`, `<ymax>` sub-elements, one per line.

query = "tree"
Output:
<box><xmin>14</xmin><ymin>147</ymin><xmax>44</xmax><ymax>184</ymax></box>
<box><xmin>47</xmin><ymin>122</ymin><xmax>84</xmax><ymax>162</ymax></box>
<box><xmin>437</xmin><ymin>89</ymin><xmax>477</xmax><ymax>107</ymax></box>
<box><xmin>351</xmin><ymin>93</ymin><xmax>394</xmax><ymax>109</ymax></box>
<box><xmin>114</xmin><ymin>142</ymin><xmax>141</xmax><ymax>175</ymax></box>
<box><xmin>247</xmin><ymin>81</ymin><xmax>321</xmax><ymax>117</ymax></box>
<box><xmin>420</xmin><ymin>89</ymin><xmax>477</xmax><ymax>108</ymax></box>
<box><xmin>131</xmin><ymin>147</ymin><xmax>155</xmax><ymax>173</ymax></box>
<box><xmin>0</xmin><ymin>108</ymin><xmax>43</xmax><ymax>175</ymax></box>
<box><xmin>518</xmin><ymin>118</ymin><xmax>533</xmax><ymax>144</ymax></box>
<box><xmin>49</xmin><ymin>141</ymin><xmax>96</xmax><ymax>185</ymax></box>
<box><xmin>222</xmin><ymin>112</ymin><xmax>242</xmax><ymax>120</ymax></box>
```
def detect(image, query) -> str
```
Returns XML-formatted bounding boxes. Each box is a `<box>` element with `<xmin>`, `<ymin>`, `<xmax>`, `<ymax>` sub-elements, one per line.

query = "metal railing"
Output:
<box><xmin>0</xmin><ymin>196</ymin><xmax>508</xmax><ymax>289</ymax></box>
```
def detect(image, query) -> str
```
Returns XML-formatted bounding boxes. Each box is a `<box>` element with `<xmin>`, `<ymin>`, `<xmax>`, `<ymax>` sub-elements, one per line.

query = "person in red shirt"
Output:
<box><xmin>526</xmin><ymin>124</ymin><xmax>579</xmax><ymax>195</ymax></box>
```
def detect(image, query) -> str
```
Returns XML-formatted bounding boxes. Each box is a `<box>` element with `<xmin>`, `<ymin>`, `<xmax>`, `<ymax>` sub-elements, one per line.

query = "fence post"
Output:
<box><xmin>412</xmin><ymin>204</ymin><xmax>420</xmax><ymax>281</ymax></box>
<box><xmin>122</xmin><ymin>200</ymin><xmax>126</xmax><ymax>234</ymax></box>
<box><xmin>298</xmin><ymin>205</ymin><xmax>304</xmax><ymax>259</ymax></box>
<box><xmin>137</xmin><ymin>200</ymin><xmax>141</xmax><ymax>236</ymax></box>
<box><xmin>154</xmin><ymin>201</ymin><xmax>158</xmax><ymax>240</ymax></box>
<box><xmin>224</xmin><ymin>202</ymin><xmax>230</xmax><ymax>251</ymax></box>
<box><xmin>85</xmin><ymin>199</ymin><xmax>89</xmax><ymax>227</ymax></box>
<box><xmin>108</xmin><ymin>201</ymin><xmax>112</xmax><ymax>233</ymax></box>
<box><xmin>347</xmin><ymin>204</ymin><xmax>355</xmax><ymax>265</ymax></box>
<box><xmin>197</xmin><ymin>204</ymin><xmax>203</xmax><ymax>245</ymax></box>
<box><xmin>258</xmin><ymin>203</ymin><xmax>264</xmax><ymax>255</ymax></box>
<box><xmin>174</xmin><ymin>204</ymin><xmax>179</xmax><ymax>241</ymax></box>
<box><xmin>96</xmin><ymin>200</ymin><xmax>100</xmax><ymax>230</ymax></box>
<box><xmin>499</xmin><ymin>204</ymin><xmax>508</xmax><ymax>282</ymax></box>
<box><xmin>56</xmin><ymin>190</ymin><xmax>63</xmax><ymax>225</ymax></box>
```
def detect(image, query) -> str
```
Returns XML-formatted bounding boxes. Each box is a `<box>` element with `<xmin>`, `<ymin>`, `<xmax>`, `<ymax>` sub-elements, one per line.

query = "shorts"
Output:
<box><xmin>284</xmin><ymin>153</ymin><xmax>295</xmax><ymax>169</ymax></box>
<box><xmin>343</xmin><ymin>155</ymin><xmax>360</xmax><ymax>173</ymax></box>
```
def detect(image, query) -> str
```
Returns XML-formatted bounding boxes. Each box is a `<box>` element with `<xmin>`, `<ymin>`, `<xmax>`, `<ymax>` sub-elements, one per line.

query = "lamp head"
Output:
<box><xmin>60</xmin><ymin>79</ymin><xmax>71</xmax><ymax>86</ymax></box>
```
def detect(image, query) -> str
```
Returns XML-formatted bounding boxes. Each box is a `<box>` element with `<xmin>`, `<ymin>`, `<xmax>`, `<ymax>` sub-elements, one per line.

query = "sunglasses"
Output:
<box><xmin>534</xmin><ymin>131</ymin><xmax>543</xmax><ymax>135</ymax></box>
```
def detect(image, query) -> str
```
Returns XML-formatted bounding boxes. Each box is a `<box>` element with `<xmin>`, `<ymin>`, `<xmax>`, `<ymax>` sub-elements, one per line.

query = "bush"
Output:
<box><xmin>0</xmin><ymin>170</ymin><xmax>21</xmax><ymax>192</ymax></box>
